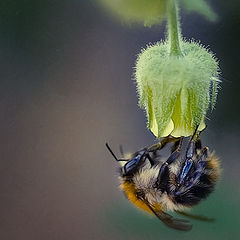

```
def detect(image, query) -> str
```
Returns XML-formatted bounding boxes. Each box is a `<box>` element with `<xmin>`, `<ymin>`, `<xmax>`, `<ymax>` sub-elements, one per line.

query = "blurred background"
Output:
<box><xmin>0</xmin><ymin>0</ymin><xmax>240</xmax><ymax>239</ymax></box>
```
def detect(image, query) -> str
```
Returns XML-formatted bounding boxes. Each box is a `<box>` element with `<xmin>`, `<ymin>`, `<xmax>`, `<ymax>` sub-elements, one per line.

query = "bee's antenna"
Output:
<box><xmin>119</xmin><ymin>144</ymin><xmax>124</xmax><ymax>157</ymax></box>
<box><xmin>106</xmin><ymin>143</ymin><xmax>119</xmax><ymax>161</ymax></box>
<box><xmin>106</xmin><ymin>143</ymin><xmax>128</xmax><ymax>162</ymax></box>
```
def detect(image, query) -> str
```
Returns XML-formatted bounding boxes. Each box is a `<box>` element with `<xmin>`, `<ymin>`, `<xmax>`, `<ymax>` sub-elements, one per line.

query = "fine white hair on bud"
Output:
<box><xmin>135</xmin><ymin>40</ymin><xmax>220</xmax><ymax>138</ymax></box>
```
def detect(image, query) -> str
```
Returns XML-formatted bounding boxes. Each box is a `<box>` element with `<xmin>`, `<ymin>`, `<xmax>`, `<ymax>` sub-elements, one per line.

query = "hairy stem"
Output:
<box><xmin>167</xmin><ymin>0</ymin><xmax>182</xmax><ymax>56</ymax></box>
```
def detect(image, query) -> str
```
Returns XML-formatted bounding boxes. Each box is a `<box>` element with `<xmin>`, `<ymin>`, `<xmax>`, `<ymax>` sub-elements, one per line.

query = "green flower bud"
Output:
<box><xmin>135</xmin><ymin>40</ymin><xmax>220</xmax><ymax>138</ymax></box>
<box><xmin>99</xmin><ymin>0</ymin><xmax>167</xmax><ymax>27</ymax></box>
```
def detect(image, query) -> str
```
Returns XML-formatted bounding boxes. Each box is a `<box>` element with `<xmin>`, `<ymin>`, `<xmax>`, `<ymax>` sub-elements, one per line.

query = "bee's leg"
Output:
<box><xmin>184</xmin><ymin>125</ymin><xmax>201</xmax><ymax>159</ymax></box>
<box><xmin>173</xmin><ymin>147</ymin><xmax>212</xmax><ymax>205</ymax></box>
<box><xmin>147</xmin><ymin>136</ymin><xmax>179</xmax><ymax>153</ymax></box>
<box><xmin>191</xmin><ymin>147</ymin><xmax>209</xmax><ymax>183</ymax></box>
<box><xmin>178</xmin><ymin>160</ymin><xmax>194</xmax><ymax>185</ymax></box>
<box><xmin>155</xmin><ymin>137</ymin><xmax>183</xmax><ymax>192</ymax></box>
<box><xmin>176</xmin><ymin>148</ymin><xmax>208</xmax><ymax>192</ymax></box>
<box><xmin>195</xmin><ymin>138</ymin><xmax>202</xmax><ymax>151</ymax></box>
<box><xmin>171</xmin><ymin>137</ymin><xmax>183</xmax><ymax>153</ymax></box>
<box><xmin>177</xmin><ymin>136</ymin><xmax>206</xmax><ymax>186</ymax></box>
<box><xmin>145</xmin><ymin>137</ymin><xmax>178</xmax><ymax>166</ymax></box>
<box><xmin>177</xmin><ymin>132</ymin><xmax>201</xmax><ymax>185</ymax></box>
<box><xmin>145</xmin><ymin>153</ymin><xmax>156</xmax><ymax>166</ymax></box>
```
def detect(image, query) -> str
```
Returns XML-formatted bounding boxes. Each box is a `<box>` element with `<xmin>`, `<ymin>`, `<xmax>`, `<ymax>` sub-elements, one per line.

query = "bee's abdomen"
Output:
<box><xmin>173</xmin><ymin>177</ymin><xmax>215</xmax><ymax>206</ymax></box>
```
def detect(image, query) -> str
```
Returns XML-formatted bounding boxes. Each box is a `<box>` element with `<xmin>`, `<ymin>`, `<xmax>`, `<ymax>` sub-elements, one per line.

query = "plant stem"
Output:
<box><xmin>167</xmin><ymin>0</ymin><xmax>182</xmax><ymax>56</ymax></box>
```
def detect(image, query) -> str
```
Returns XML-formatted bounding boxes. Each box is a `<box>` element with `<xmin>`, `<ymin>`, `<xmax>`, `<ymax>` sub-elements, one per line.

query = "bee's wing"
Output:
<box><xmin>153</xmin><ymin>210</ymin><xmax>192</xmax><ymax>231</ymax></box>
<box><xmin>146</xmin><ymin>203</ymin><xmax>192</xmax><ymax>231</ymax></box>
<box><xmin>176</xmin><ymin>210</ymin><xmax>214</xmax><ymax>222</ymax></box>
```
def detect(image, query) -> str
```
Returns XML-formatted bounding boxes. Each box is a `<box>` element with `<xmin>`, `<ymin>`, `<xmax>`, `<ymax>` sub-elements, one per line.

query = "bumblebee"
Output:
<box><xmin>106</xmin><ymin>131</ymin><xmax>220</xmax><ymax>231</ymax></box>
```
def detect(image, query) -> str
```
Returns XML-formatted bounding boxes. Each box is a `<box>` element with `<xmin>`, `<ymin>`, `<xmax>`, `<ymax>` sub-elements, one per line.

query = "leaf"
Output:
<box><xmin>181</xmin><ymin>0</ymin><xmax>218</xmax><ymax>22</ymax></box>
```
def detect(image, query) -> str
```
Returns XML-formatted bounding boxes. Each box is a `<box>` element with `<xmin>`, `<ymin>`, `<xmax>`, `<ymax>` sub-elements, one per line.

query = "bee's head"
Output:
<box><xmin>121</xmin><ymin>150</ymin><xmax>146</xmax><ymax>177</ymax></box>
<box><xmin>105</xmin><ymin>143</ymin><xmax>147</xmax><ymax>177</ymax></box>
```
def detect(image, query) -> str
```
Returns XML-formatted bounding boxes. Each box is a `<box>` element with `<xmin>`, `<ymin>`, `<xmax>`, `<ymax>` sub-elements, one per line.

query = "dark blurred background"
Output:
<box><xmin>0</xmin><ymin>0</ymin><xmax>240</xmax><ymax>239</ymax></box>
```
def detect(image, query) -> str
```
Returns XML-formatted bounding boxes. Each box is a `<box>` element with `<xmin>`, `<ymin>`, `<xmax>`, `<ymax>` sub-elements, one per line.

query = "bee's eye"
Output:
<box><xmin>124</xmin><ymin>154</ymin><xmax>142</xmax><ymax>174</ymax></box>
